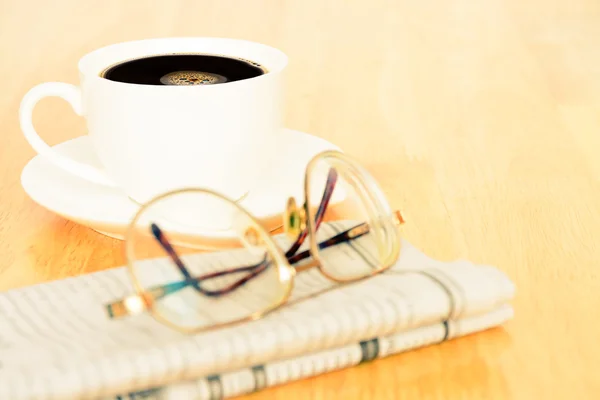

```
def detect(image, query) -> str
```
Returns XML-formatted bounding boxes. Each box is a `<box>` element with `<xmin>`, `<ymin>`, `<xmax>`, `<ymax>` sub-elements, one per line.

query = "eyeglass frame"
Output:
<box><xmin>106</xmin><ymin>150</ymin><xmax>405</xmax><ymax>334</ymax></box>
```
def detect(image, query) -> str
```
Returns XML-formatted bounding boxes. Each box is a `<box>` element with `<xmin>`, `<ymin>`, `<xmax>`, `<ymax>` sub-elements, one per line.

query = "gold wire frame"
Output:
<box><xmin>119</xmin><ymin>150</ymin><xmax>404</xmax><ymax>334</ymax></box>
<box><xmin>303</xmin><ymin>150</ymin><xmax>402</xmax><ymax>283</ymax></box>
<box><xmin>123</xmin><ymin>188</ymin><xmax>296</xmax><ymax>334</ymax></box>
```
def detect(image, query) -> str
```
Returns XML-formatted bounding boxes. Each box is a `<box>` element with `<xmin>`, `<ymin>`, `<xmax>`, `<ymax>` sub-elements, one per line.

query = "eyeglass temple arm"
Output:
<box><xmin>150</xmin><ymin>223</ymin><xmax>275</xmax><ymax>294</ymax></box>
<box><xmin>106</xmin><ymin>254</ymin><xmax>272</xmax><ymax>319</ymax></box>
<box><xmin>106</xmin><ymin>222</ymin><xmax>273</xmax><ymax>314</ymax></box>
<box><xmin>150</xmin><ymin>223</ymin><xmax>196</xmax><ymax>283</ymax></box>
<box><xmin>287</xmin><ymin>210</ymin><xmax>404</xmax><ymax>264</ymax></box>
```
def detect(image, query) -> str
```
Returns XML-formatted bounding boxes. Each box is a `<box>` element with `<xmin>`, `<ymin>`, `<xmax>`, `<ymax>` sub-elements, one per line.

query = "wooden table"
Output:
<box><xmin>2</xmin><ymin>0</ymin><xmax>599</xmax><ymax>398</ymax></box>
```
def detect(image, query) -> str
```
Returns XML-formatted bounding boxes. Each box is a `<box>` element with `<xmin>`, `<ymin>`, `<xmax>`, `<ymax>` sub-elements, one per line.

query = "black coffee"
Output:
<box><xmin>101</xmin><ymin>53</ymin><xmax>266</xmax><ymax>86</ymax></box>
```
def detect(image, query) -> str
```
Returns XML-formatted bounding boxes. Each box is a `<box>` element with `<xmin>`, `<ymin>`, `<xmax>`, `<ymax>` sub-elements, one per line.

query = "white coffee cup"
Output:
<box><xmin>19</xmin><ymin>37</ymin><xmax>288</xmax><ymax>205</ymax></box>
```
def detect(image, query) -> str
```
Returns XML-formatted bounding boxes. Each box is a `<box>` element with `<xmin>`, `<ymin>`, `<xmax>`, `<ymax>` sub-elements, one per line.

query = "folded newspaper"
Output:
<box><xmin>0</xmin><ymin>236</ymin><xmax>515</xmax><ymax>400</ymax></box>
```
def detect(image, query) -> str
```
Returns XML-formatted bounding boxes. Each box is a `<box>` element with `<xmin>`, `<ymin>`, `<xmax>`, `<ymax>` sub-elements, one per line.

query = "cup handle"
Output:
<box><xmin>19</xmin><ymin>82</ymin><xmax>116</xmax><ymax>186</ymax></box>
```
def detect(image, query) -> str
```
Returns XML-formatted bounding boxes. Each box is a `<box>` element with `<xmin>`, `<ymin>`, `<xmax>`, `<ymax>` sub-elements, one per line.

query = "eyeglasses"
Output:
<box><xmin>106</xmin><ymin>150</ymin><xmax>404</xmax><ymax>333</ymax></box>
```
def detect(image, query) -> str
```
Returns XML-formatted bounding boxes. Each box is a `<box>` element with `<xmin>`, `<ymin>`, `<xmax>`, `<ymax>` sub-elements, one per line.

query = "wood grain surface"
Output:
<box><xmin>2</xmin><ymin>0</ymin><xmax>600</xmax><ymax>398</ymax></box>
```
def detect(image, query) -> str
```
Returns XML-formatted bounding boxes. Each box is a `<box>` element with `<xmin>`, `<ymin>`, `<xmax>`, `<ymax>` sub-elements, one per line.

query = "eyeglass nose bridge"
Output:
<box><xmin>284</xmin><ymin>196</ymin><xmax>307</xmax><ymax>240</ymax></box>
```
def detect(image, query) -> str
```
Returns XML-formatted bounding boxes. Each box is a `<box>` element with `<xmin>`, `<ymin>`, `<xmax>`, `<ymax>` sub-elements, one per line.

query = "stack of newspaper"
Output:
<box><xmin>0</xmin><ymin>239</ymin><xmax>514</xmax><ymax>400</ymax></box>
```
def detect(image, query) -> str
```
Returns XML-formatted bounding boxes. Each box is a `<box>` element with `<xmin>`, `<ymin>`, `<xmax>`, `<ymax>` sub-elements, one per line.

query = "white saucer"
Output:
<box><xmin>21</xmin><ymin>129</ymin><xmax>341</xmax><ymax>240</ymax></box>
